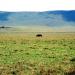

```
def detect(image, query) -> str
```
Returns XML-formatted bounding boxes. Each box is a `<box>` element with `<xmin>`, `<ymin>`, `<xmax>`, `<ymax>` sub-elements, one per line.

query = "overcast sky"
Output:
<box><xmin>0</xmin><ymin>0</ymin><xmax>75</xmax><ymax>11</ymax></box>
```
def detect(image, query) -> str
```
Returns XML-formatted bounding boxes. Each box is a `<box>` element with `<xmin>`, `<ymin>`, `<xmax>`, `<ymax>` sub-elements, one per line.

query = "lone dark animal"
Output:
<box><xmin>36</xmin><ymin>34</ymin><xmax>42</xmax><ymax>37</ymax></box>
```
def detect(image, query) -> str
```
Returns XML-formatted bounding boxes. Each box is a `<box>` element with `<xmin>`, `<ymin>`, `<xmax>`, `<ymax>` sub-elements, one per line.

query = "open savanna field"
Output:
<box><xmin>0</xmin><ymin>32</ymin><xmax>75</xmax><ymax>75</ymax></box>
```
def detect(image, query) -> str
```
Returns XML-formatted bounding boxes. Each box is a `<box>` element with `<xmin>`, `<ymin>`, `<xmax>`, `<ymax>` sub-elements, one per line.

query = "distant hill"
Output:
<box><xmin>0</xmin><ymin>11</ymin><xmax>75</xmax><ymax>32</ymax></box>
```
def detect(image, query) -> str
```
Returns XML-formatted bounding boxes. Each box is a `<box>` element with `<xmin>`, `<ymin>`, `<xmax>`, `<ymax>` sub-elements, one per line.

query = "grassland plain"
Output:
<box><xmin>0</xmin><ymin>32</ymin><xmax>75</xmax><ymax>75</ymax></box>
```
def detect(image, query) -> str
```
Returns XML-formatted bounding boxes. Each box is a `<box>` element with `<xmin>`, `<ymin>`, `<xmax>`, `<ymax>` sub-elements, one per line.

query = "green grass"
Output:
<box><xmin>0</xmin><ymin>32</ymin><xmax>75</xmax><ymax>75</ymax></box>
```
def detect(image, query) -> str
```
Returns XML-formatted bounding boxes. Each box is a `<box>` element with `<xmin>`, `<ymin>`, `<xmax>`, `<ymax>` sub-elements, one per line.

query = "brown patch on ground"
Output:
<box><xmin>0</xmin><ymin>62</ymin><xmax>25</xmax><ymax>75</ymax></box>
<box><xmin>65</xmin><ymin>66</ymin><xmax>75</xmax><ymax>75</ymax></box>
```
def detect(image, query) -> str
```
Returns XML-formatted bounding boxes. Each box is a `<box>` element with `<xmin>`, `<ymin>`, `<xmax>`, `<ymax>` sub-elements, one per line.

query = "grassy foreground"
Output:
<box><xmin>0</xmin><ymin>32</ymin><xmax>75</xmax><ymax>75</ymax></box>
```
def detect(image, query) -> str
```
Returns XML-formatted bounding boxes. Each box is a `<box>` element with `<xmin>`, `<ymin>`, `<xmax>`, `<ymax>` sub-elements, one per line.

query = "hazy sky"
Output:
<box><xmin>0</xmin><ymin>11</ymin><xmax>75</xmax><ymax>32</ymax></box>
<box><xmin>0</xmin><ymin>0</ymin><xmax>75</xmax><ymax>11</ymax></box>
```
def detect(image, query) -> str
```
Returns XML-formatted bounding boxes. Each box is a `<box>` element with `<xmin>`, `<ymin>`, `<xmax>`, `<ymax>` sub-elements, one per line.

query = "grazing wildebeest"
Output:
<box><xmin>36</xmin><ymin>34</ymin><xmax>42</xmax><ymax>37</ymax></box>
